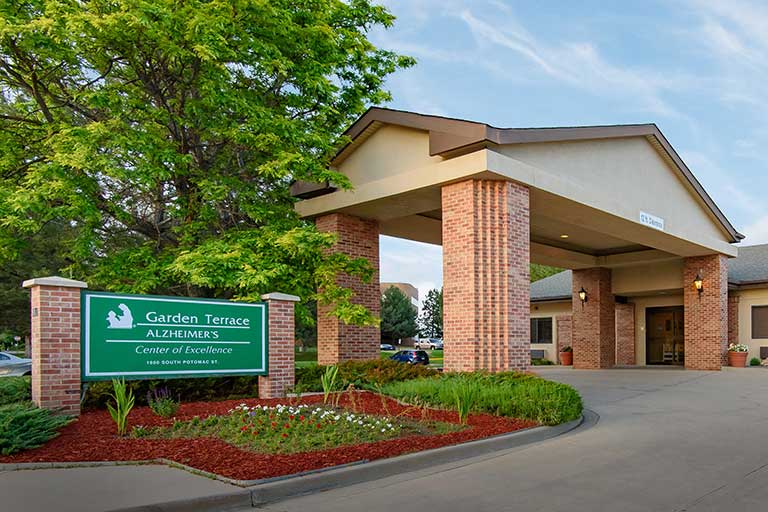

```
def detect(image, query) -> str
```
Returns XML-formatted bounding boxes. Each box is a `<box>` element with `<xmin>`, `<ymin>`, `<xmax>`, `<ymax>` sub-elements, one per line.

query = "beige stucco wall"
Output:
<box><xmin>530</xmin><ymin>294</ymin><xmax>685</xmax><ymax>365</ymax></box>
<box><xmin>530</xmin><ymin>301</ymin><xmax>572</xmax><ymax>361</ymax></box>
<box><xmin>336</xmin><ymin>125</ymin><xmax>442</xmax><ymax>187</ymax></box>
<box><xmin>626</xmin><ymin>294</ymin><xmax>684</xmax><ymax>365</ymax></box>
<box><xmin>498</xmin><ymin>138</ymin><xmax>728</xmax><ymax>244</ymax></box>
<box><xmin>612</xmin><ymin>260</ymin><xmax>684</xmax><ymax>295</ymax></box>
<box><xmin>735</xmin><ymin>288</ymin><xmax>768</xmax><ymax>361</ymax></box>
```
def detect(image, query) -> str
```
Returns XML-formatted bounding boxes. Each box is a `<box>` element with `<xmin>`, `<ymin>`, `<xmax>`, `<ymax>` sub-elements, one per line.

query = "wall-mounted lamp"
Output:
<box><xmin>578</xmin><ymin>287</ymin><xmax>588</xmax><ymax>304</ymax></box>
<box><xmin>693</xmin><ymin>273</ymin><xmax>704</xmax><ymax>295</ymax></box>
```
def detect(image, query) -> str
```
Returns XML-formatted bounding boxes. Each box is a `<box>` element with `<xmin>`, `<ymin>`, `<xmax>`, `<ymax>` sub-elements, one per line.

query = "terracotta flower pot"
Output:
<box><xmin>728</xmin><ymin>351</ymin><xmax>748</xmax><ymax>368</ymax></box>
<box><xmin>559</xmin><ymin>351</ymin><xmax>573</xmax><ymax>366</ymax></box>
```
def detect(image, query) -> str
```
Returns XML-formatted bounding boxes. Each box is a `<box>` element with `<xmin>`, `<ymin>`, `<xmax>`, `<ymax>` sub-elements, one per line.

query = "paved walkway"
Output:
<box><xmin>260</xmin><ymin>368</ymin><xmax>768</xmax><ymax>512</ymax></box>
<box><xmin>0</xmin><ymin>464</ymin><xmax>235</xmax><ymax>512</ymax></box>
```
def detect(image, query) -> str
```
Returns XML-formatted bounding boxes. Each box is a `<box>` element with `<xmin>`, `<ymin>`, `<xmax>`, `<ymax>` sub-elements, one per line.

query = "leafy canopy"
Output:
<box><xmin>0</xmin><ymin>0</ymin><xmax>413</xmax><ymax>325</ymax></box>
<box><xmin>380</xmin><ymin>286</ymin><xmax>417</xmax><ymax>341</ymax></box>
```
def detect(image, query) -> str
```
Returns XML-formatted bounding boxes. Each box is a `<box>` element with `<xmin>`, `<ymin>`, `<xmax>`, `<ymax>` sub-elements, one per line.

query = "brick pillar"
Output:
<box><xmin>442</xmin><ymin>179</ymin><xmax>530</xmax><ymax>372</ymax></box>
<box><xmin>315</xmin><ymin>213</ymin><xmax>380</xmax><ymax>365</ymax></box>
<box><xmin>684</xmin><ymin>255</ymin><xmax>728</xmax><ymax>370</ymax></box>
<box><xmin>572</xmin><ymin>268</ymin><xmax>615</xmax><ymax>369</ymax></box>
<box><xmin>728</xmin><ymin>292</ymin><xmax>739</xmax><ymax>344</ymax></box>
<box><xmin>259</xmin><ymin>293</ymin><xmax>299</xmax><ymax>399</ymax></box>
<box><xmin>22</xmin><ymin>276</ymin><xmax>87</xmax><ymax>415</ymax></box>
<box><xmin>615</xmin><ymin>303</ymin><xmax>636</xmax><ymax>365</ymax></box>
<box><xmin>556</xmin><ymin>315</ymin><xmax>572</xmax><ymax>363</ymax></box>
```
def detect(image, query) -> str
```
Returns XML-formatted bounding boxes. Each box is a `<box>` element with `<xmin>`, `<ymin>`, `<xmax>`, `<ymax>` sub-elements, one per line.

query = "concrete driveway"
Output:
<box><xmin>261</xmin><ymin>368</ymin><xmax>768</xmax><ymax>512</ymax></box>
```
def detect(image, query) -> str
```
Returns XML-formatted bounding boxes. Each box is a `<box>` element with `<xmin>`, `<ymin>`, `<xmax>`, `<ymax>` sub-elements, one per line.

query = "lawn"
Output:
<box><xmin>134</xmin><ymin>401</ymin><xmax>461</xmax><ymax>454</ymax></box>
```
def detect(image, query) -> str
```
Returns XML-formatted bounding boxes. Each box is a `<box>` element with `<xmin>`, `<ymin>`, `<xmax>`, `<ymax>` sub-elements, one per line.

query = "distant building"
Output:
<box><xmin>381</xmin><ymin>282</ymin><xmax>419</xmax><ymax>308</ymax></box>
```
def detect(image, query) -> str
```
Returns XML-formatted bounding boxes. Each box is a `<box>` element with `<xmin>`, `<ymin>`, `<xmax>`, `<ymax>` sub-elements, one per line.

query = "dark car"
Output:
<box><xmin>380</xmin><ymin>343</ymin><xmax>396</xmax><ymax>351</ymax></box>
<box><xmin>389</xmin><ymin>350</ymin><xmax>429</xmax><ymax>365</ymax></box>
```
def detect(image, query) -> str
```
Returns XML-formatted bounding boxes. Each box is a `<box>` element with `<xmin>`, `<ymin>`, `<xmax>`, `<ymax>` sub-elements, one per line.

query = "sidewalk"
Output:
<box><xmin>0</xmin><ymin>464</ymin><xmax>236</xmax><ymax>512</ymax></box>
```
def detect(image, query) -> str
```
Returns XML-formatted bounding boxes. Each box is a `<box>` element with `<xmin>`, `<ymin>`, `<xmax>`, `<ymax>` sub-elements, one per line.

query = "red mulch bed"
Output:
<box><xmin>0</xmin><ymin>392</ymin><xmax>536</xmax><ymax>481</ymax></box>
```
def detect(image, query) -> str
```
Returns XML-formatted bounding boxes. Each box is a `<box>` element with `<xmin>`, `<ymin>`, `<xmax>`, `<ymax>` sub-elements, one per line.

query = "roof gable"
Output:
<box><xmin>326</xmin><ymin>108</ymin><xmax>742</xmax><ymax>243</ymax></box>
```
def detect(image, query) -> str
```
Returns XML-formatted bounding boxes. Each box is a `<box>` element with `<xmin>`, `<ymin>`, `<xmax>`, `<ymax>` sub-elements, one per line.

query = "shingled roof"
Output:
<box><xmin>530</xmin><ymin>244</ymin><xmax>768</xmax><ymax>301</ymax></box>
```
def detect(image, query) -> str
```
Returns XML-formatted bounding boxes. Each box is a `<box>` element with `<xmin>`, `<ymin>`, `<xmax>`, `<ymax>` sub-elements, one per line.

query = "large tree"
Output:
<box><xmin>0</xmin><ymin>0</ymin><xmax>413</xmax><ymax>326</ymax></box>
<box><xmin>418</xmin><ymin>287</ymin><xmax>442</xmax><ymax>339</ymax></box>
<box><xmin>380</xmin><ymin>286</ymin><xmax>417</xmax><ymax>342</ymax></box>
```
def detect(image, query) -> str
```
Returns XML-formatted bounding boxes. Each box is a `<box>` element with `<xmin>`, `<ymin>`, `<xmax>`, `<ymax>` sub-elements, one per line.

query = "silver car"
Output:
<box><xmin>0</xmin><ymin>352</ymin><xmax>31</xmax><ymax>376</ymax></box>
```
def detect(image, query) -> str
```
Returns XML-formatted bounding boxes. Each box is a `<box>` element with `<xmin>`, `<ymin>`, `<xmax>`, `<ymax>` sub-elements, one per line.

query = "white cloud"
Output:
<box><xmin>456</xmin><ymin>9</ymin><xmax>690</xmax><ymax>118</ymax></box>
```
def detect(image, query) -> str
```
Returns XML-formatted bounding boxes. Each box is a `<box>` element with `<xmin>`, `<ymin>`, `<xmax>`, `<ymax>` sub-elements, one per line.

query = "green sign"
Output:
<box><xmin>81</xmin><ymin>291</ymin><xmax>267</xmax><ymax>381</ymax></box>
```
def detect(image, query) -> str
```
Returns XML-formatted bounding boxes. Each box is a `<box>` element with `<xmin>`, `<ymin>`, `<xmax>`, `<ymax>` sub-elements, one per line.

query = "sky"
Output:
<box><xmin>369</xmin><ymin>0</ymin><xmax>768</xmax><ymax>303</ymax></box>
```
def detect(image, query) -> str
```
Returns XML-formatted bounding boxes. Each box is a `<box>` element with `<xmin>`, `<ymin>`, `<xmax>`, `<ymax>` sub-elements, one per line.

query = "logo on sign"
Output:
<box><xmin>639</xmin><ymin>211</ymin><xmax>664</xmax><ymax>231</ymax></box>
<box><xmin>107</xmin><ymin>304</ymin><xmax>134</xmax><ymax>329</ymax></box>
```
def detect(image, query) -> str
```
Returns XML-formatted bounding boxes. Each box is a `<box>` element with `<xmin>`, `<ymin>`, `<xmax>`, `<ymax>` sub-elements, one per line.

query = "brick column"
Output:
<box><xmin>556</xmin><ymin>314</ymin><xmax>572</xmax><ymax>363</ymax></box>
<box><xmin>684</xmin><ymin>255</ymin><xmax>728</xmax><ymax>370</ymax></box>
<box><xmin>728</xmin><ymin>292</ymin><xmax>739</xmax><ymax>344</ymax></box>
<box><xmin>615</xmin><ymin>303</ymin><xmax>636</xmax><ymax>365</ymax></box>
<box><xmin>259</xmin><ymin>293</ymin><xmax>299</xmax><ymax>399</ymax></box>
<box><xmin>315</xmin><ymin>213</ymin><xmax>380</xmax><ymax>365</ymax></box>
<box><xmin>22</xmin><ymin>276</ymin><xmax>87</xmax><ymax>415</ymax></box>
<box><xmin>442</xmin><ymin>179</ymin><xmax>530</xmax><ymax>372</ymax></box>
<box><xmin>572</xmin><ymin>268</ymin><xmax>615</xmax><ymax>369</ymax></box>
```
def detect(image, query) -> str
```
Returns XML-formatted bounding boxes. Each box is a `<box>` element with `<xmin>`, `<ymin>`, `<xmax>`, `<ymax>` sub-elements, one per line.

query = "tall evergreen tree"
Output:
<box><xmin>418</xmin><ymin>288</ymin><xmax>443</xmax><ymax>338</ymax></box>
<box><xmin>380</xmin><ymin>287</ymin><xmax>417</xmax><ymax>342</ymax></box>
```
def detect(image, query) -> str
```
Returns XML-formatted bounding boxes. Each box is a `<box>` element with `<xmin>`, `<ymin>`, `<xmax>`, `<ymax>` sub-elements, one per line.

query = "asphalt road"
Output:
<box><xmin>260</xmin><ymin>368</ymin><xmax>768</xmax><ymax>512</ymax></box>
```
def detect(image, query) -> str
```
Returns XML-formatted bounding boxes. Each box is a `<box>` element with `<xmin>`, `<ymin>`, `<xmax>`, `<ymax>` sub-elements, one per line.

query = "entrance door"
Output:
<box><xmin>646</xmin><ymin>307</ymin><xmax>684</xmax><ymax>365</ymax></box>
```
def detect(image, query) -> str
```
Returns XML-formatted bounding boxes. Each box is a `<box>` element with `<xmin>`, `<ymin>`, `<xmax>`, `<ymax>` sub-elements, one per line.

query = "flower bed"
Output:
<box><xmin>0</xmin><ymin>392</ymin><xmax>536</xmax><ymax>481</ymax></box>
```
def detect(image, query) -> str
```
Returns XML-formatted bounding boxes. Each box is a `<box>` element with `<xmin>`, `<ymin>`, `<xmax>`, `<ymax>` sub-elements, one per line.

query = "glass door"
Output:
<box><xmin>646</xmin><ymin>307</ymin><xmax>684</xmax><ymax>365</ymax></box>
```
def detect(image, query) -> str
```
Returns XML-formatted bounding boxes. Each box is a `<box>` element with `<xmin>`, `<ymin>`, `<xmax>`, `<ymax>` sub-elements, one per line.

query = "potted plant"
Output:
<box><xmin>727</xmin><ymin>343</ymin><xmax>749</xmax><ymax>367</ymax></box>
<box><xmin>559</xmin><ymin>345</ymin><xmax>573</xmax><ymax>366</ymax></box>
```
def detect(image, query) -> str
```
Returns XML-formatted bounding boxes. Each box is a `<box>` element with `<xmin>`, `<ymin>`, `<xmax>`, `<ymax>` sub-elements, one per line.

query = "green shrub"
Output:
<box><xmin>0</xmin><ymin>402</ymin><xmax>72</xmax><ymax>455</ymax></box>
<box><xmin>0</xmin><ymin>376</ymin><xmax>31</xmax><ymax>406</ymax></box>
<box><xmin>531</xmin><ymin>358</ymin><xmax>554</xmax><ymax>366</ymax></box>
<box><xmin>295</xmin><ymin>359</ymin><xmax>438</xmax><ymax>392</ymax></box>
<box><xmin>320</xmin><ymin>365</ymin><xmax>339</xmax><ymax>404</ymax></box>
<box><xmin>750</xmin><ymin>357</ymin><xmax>762</xmax><ymax>366</ymax></box>
<box><xmin>382</xmin><ymin>372</ymin><xmax>583</xmax><ymax>425</ymax></box>
<box><xmin>83</xmin><ymin>376</ymin><xmax>260</xmax><ymax>410</ymax></box>
<box><xmin>453</xmin><ymin>377</ymin><xmax>478</xmax><ymax>424</ymax></box>
<box><xmin>147</xmin><ymin>387</ymin><xmax>179</xmax><ymax>418</ymax></box>
<box><xmin>107</xmin><ymin>378</ymin><xmax>135</xmax><ymax>436</ymax></box>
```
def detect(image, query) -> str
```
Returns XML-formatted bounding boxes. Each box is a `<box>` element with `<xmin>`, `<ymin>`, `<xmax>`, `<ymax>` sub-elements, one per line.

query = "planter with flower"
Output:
<box><xmin>559</xmin><ymin>346</ymin><xmax>573</xmax><ymax>366</ymax></box>
<box><xmin>727</xmin><ymin>343</ymin><xmax>749</xmax><ymax>367</ymax></box>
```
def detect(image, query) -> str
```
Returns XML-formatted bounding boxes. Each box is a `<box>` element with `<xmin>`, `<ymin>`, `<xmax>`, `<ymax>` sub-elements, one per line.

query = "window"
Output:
<box><xmin>752</xmin><ymin>306</ymin><xmax>768</xmax><ymax>339</ymax></box>
<box><xmin>531</xmin><ymin>317</ymin><xmax>553</xmax><ymax>344</ymax></box>
<box><xmin>0</xmin><ymin>354</ymin><xmax>8</xmax><ymax>360</ymax></box>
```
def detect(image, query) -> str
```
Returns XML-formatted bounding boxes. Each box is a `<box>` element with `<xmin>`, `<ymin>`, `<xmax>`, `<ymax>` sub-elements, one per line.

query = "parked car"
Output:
<box><xmin>389</xmin><ymin>350</ymin><xmax>429</xmax><ymax>365</ymax></box>
<box><xmin>380</xmin><ymin>343</ymin><xmax>396</xmax><ymax>351</ymax></box>
<box><xmin>0</xmin><ymin>351</ymin><xmax>31</xmax><ymax>376</ymax></box>
<box><xmin>415</xmin><ymin>338</ymin><xmax>443</xmax><ymax>350</ymax></box>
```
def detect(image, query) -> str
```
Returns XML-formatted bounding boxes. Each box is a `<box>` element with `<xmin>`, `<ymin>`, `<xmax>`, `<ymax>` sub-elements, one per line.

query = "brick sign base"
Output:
<box><xmin>23</xmin><ymin>276</ymin><xmax>298</xmax><ymax>415</ymax></box>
